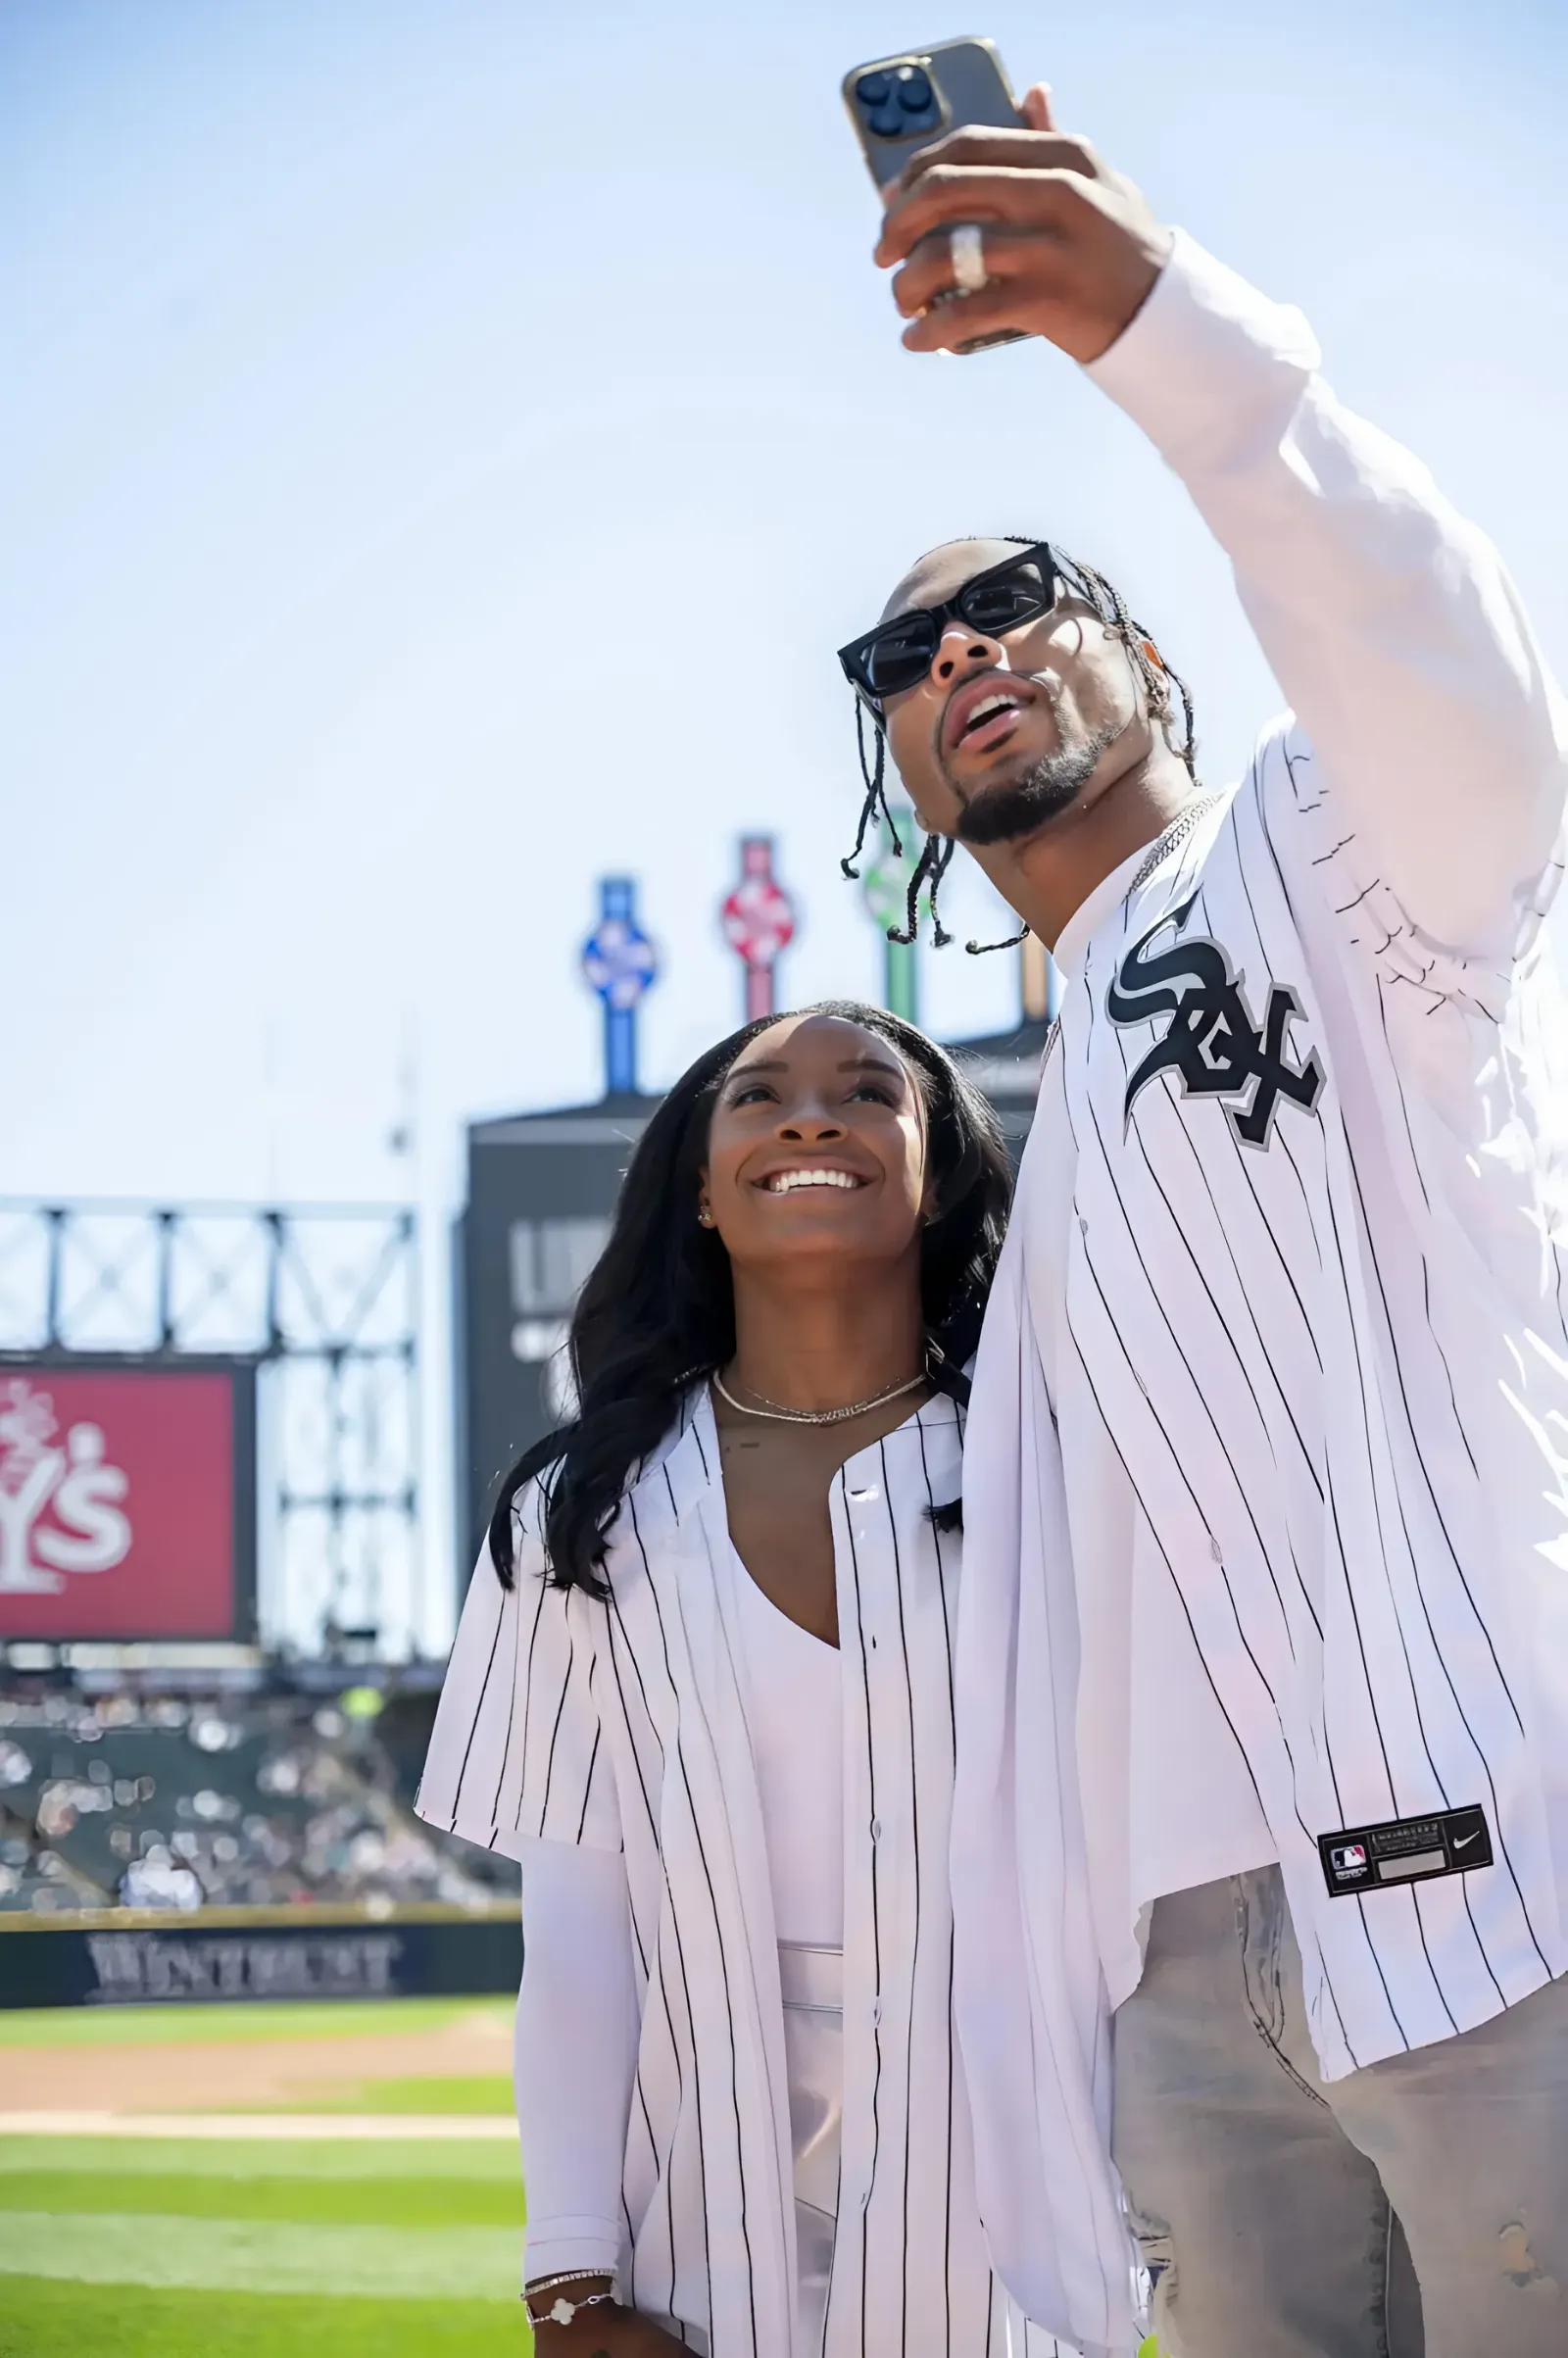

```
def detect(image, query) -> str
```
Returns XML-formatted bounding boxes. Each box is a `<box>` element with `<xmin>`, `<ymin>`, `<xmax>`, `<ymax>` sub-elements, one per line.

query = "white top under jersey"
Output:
<box><xmin>418</xmin><ymin>1390</ymin><xmax>1075</xmax><ymax>2358</ymax></box>
<box><xmin>733</xmin><ymin>1558</ymin><xmax>845</xmax><ymax>1948</ymax></box>
<box><xmin>951</xmin><ymin>231</ymin><xmax>1568</xmax><ymax>2358</ymax></box>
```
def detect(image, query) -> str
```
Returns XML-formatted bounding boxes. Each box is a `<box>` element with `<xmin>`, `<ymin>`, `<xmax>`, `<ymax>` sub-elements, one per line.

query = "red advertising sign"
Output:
<box><xmin>0</xmin><ymin>1363</ymin><xmax>254</xmax><ymax>1640</ymax></box>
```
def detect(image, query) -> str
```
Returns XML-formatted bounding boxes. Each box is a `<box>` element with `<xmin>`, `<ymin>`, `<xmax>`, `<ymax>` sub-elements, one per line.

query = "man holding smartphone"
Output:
<box><xmin>845</xmin><ymin>79</ymin><xmax>1568</xmax><ymax>2358</ymax></box>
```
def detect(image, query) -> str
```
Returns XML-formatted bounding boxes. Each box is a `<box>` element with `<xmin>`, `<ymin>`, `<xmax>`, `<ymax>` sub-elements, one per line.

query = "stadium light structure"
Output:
<box><xmin>0</xmin><ymin>1201</ymin><xmax>418</xmax><ymax>1659</ymax></box>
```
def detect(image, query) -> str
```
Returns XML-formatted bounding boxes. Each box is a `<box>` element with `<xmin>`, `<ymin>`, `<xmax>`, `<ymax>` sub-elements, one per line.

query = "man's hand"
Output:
<box><xmin>874</xmin><ymin>85</ymin><xmax>1173</xmax><ymax>364</ymax></box>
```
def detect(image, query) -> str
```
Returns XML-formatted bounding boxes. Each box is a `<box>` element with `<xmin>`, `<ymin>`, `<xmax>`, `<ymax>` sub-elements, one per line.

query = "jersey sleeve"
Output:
<box><xmin>1087</xmin><ymin>231</ymin><xmax>1568</xmax><ymax>961</ymax></box>
<box><xmin>514</xmin><ymin>1839</ymin><xmax>639</xmax><ymax>2286</ymax></box>
<box><xmin>416</xmin><ymin>1479</ymin><xmax>622</xmax><ymax>1860</ymax></box>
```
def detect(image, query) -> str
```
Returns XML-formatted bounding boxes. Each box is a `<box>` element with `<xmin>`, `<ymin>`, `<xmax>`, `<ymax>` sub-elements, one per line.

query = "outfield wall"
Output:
<box><xmin>0</xmin><ymin>1900</ymin><xmax>521</xmax><ymax>2010</ymax></box>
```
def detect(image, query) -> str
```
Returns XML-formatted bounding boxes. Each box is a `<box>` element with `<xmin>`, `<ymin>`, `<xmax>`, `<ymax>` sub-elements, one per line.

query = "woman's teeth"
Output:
<box><xmin>763</xmin><ymin>1169</ymin><xmax>861</xmax><ymax>1195</ymax></box>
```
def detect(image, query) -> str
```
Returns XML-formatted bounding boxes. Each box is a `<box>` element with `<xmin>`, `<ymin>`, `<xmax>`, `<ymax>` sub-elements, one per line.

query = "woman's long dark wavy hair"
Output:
<box><xmin>488</xmin><ymin>1001</ymin><xmax>1013</xmax><ymax>1597</ymax></box>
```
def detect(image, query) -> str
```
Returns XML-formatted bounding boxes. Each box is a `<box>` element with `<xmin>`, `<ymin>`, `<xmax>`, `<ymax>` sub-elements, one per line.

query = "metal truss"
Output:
<box><xmin>0</xmin><ymin>1201</ymin><xmax>419</xmax><ymax>1654</ymax></box>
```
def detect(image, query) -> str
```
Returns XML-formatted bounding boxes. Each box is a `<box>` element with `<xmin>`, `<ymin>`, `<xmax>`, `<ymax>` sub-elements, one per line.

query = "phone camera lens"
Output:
<box><xmin>856</xmin><ymin>71</ymin><xmax>892</xmax><ymax>108</ymax></box>
<box><xmin>897</xmin><ymin>65</ymin><xmax>933</xmax><ymax>109</ymax></box>
<box><xmin>867</xmin><ymin>110</ymin><xmax>905</xmax><ymax>137</ymax></box>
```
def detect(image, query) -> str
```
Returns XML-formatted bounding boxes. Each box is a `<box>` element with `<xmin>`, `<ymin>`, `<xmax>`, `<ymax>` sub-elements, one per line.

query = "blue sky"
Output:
<box><xmin>5</xmin><ymin>0</ymin><xmax>1566</xmax><ymax>1218</ymax></box>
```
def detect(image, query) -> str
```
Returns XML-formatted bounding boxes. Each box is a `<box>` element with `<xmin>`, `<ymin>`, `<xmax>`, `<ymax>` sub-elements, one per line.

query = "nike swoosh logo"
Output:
<box><xmin>1453</xmin><ymin>1830</ymin><xmax>1482</xmax><ymax>1849</ymax></box>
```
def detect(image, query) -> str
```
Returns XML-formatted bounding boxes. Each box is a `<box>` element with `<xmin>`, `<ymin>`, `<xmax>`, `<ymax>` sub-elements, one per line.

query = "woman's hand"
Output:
<box><xmin>874</xmin><ymin>83</ymin><xmax>1173</xmax><ymax>365</ymax></box>
<box><xmin>528</xmin><ymin>2294</ymin><xmax>689</xmax><ymax>2357</ymax></box>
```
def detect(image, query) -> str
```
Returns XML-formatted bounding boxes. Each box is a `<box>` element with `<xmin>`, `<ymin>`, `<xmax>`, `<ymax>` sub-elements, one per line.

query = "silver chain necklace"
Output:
<box><xmin>711</xmin><ymin>1369</ymin><xmax>926</xmax><ymax>1427</ymax></box>
<box><xmin>1126</xmin><ymin>790</ymin><xmax>1223</xmax><ymax>897</ymax></box>
<box><xmin>1042</xmin><ymin>792</ymin><xmax>1223</xmax><ymax>1073</ymax></box>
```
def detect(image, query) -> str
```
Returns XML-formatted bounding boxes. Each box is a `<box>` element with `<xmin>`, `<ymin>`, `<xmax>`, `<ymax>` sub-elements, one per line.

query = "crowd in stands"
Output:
<box><xmin>0</xmin><ymin>1685</ymin><xmax>514</xmax><ymax>1916</ymax></box>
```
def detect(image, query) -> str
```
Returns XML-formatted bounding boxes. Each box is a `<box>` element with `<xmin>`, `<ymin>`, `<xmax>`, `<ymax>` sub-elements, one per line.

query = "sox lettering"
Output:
<box><xmin>1105</xmin><ymin>894</ymin><xmax>1325</xmax><ymax>1148</ymax></box>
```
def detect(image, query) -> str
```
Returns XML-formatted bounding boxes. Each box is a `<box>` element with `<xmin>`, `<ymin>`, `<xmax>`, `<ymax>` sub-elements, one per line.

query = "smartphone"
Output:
<box><xmin>842</xmin><ymin>37</ymin><xmax>1021</xmax><ymax>186</ymax></box>
<box><xmin>842</xmin><ymin>38</ymin><xmax>1026</xmax><ymax>355</ymax></box>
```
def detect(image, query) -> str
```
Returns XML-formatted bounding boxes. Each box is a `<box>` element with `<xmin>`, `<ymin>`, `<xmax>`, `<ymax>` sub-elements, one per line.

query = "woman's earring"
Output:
<box><xmin>697</xmin><ymin>1202</ymin><xmax>714</xmax><ymax>1228</ymax></box>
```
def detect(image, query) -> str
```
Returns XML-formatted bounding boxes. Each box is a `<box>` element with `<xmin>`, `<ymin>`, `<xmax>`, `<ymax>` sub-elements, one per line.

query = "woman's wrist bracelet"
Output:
<box><xmin>523</xmin><ymin>2267</ymin><xmax>616</xmax><ymax>2328</ymax></box>
<box><xmin>525</xmin><ymin>2281</ymin><xmax>616</xmax><ymax>2329</ymax></box>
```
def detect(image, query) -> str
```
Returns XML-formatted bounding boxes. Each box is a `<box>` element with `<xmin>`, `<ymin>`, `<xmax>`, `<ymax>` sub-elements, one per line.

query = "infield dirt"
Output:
<box><xmin>3</xmin><ymin>2004</ymin><xmax>512</xmax><ymax>2113</ymax></box>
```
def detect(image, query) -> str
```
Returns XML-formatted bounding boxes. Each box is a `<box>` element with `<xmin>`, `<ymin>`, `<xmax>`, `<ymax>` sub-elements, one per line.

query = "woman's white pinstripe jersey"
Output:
<box><xmin>419</xmin><ymin>1388</ymin><xmax>1077</xmax><ymax>2358</ymax></box>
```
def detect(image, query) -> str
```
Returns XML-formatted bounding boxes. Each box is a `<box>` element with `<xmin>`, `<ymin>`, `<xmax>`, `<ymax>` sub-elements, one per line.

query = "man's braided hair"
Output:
<box><xmin>843</xmin><ymin>541</ymin><xmax>1198</xmax><ymax>954</ymax></box>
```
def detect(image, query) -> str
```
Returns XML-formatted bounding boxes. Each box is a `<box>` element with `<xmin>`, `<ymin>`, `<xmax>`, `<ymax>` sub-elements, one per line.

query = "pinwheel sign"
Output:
<box><xmin>720</xmin><ymin>836</ymin><xmax>798</xmax><ymax>1021</ymax></box>
<box><xmin>581</xmin><ymin>877</ymin><xmax>659</xmax><ymax>1095</ymax></box>
<box><xmin>858</xmin><ymin>799</ymin><xmax>925</xmax><ymax>1024</ymax></box>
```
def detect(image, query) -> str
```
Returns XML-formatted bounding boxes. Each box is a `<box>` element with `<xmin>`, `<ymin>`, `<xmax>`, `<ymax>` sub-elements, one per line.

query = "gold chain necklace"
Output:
<box><xmin>711</xmin><ymin>1369</ymin><xmax>926</xmax><ymax>1427</ymax></box>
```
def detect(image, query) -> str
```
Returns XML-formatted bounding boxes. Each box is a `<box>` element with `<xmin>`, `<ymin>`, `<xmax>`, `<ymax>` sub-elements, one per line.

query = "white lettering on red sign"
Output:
<box><xmin>0</xmin><ymin>1379</ymin><xmax>132</xmax><ymax>1596</ymax></box>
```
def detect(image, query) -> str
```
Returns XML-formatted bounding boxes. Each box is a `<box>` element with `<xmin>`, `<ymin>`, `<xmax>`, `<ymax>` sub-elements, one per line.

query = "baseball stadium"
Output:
<box><xmin>11</xmin><ymin>8</ymin><xmax>1563</xmax><ymax>2355</ymax></box>
<box><xmin>0</xmin><ymin>1995</ymin><xmax>523</xmax><ymax>2356</ymax></box>
<box><xmin>0</xmin><ymin>1637</ymin><xmax>531</xmax><ymax>2352</ymax></box>
<box><xmin>0</xmin><ymin>793</ymin><xmax>1041</xmax><ymax>2358</ymax></box>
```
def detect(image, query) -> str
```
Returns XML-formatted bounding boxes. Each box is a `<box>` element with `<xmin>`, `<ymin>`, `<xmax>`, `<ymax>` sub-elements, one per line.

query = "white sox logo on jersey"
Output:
<box><xmin>1106</xmin><ymin>894</ymin><xmax>1325</xmax><ymax>1148</ymax></box>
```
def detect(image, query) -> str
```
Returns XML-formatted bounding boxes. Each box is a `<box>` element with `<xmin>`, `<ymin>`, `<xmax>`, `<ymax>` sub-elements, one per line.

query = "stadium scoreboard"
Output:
<box><xmin>457</xmin><ymin>1095</ymin><xmax>661</xmax><ymax>1591</ymax></box>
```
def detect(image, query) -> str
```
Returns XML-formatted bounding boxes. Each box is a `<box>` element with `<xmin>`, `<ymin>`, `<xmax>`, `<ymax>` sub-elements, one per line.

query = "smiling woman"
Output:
<box><xmin>412</xmin><ymin>1007</ymin><xmax>1063</xmax><ymax>2356</ymax></box>
<box><xmin>484</xmin><ymin>1004</ymin><xmax>1008</xmax><ymax>1607</ymax></box>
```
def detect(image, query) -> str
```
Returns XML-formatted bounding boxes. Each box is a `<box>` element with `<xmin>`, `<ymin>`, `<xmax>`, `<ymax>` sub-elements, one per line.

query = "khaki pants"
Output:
<box><xmin>1111</xmin><ymin>1868</ymin><xmax>1568</xmax><ymax>2358</ymax></box>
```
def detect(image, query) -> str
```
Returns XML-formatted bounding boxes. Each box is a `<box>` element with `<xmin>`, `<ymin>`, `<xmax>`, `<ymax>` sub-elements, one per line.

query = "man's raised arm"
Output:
<box><xmin>878</xmin><ymin>88</ymin><xmax>1568</xmax><ymax>958</ymax></box>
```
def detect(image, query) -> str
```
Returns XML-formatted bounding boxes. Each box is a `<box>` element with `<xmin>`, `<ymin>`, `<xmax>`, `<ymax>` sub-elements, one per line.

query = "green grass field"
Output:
<box><xmin>0</xmin><ymin>1998</ymin><xmax>1166</xmax><ymax>2356</ymax></box>
<box><xmin>0</xmin><ymin>1998</ymin><xmax>532</xmax><ymax>2357</ymax></box>
<box><xmin>0</xmin><ymin>1997</ymin><xmax>508</xmax><ymax>2049</ymax></box>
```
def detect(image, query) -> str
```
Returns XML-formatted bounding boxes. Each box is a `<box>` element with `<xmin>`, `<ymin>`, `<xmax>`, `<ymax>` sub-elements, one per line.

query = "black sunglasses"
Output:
<box><xmin>838</xmin><ymin>542</ymin><xmax>1060</xmax><ymax>706</ymax></box>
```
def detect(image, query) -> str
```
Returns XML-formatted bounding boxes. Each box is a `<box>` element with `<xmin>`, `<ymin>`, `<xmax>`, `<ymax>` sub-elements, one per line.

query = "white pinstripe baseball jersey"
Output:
<box><xmin>951</xmin><ymin>234</ymin><xmax>1568</xmax><ymax>2356</ymax></box>
<box><xmin>418</xmin><ymin>1391</ymin><xmax>1078</xmax><ymax>2358</ymax></box>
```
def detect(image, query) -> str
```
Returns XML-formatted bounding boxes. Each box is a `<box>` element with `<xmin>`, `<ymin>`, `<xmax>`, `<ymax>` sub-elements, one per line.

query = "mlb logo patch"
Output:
<box><xmin>1319</xmin><ymin>1806</ymin><xmax>1492</xmax><ymax>1897</ymax></box>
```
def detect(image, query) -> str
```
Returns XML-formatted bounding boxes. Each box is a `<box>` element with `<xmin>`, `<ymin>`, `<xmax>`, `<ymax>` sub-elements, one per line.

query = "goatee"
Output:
<box><xmin>954</xmin><ymin>724</ymin><xmax>1117</xmax><ymax>848</ymax></box>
